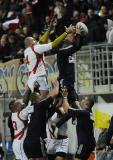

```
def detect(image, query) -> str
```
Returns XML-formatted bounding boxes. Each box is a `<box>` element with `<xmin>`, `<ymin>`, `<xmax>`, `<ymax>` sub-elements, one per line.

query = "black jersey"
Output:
<box><xmin>56</xmin><ymin>108</ymin><xmax>96</xmax><ymax>146</ymax></box>
<box><xmin>56</xmin><ymin>34</ymin><xmax>83</xmax><ymax>82</ymax></box>
<box><xmin>26</xmin><ymin>97</ymin><xmax>55</xmax><ymax>140</ymax></box>
<box><xmin>51</xmin><ymin>34</ymin><xmax>83</xmax><ymax>102</ymax></box>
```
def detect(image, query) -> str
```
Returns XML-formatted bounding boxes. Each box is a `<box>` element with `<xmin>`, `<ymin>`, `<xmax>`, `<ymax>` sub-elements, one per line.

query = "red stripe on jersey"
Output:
<box><xmin>14</xmin><ymin>125</ymin><xmax>28</xmax><ymax>140</ymax></box>
<box><xmin>14</xmin><ymin>112</ymin><xmax>28</xmax><ymax>140</ymax></box>
<box><xmin>25</xmin><ymin>55</ymin><xmax>30</xmax><ymax>65</ymax></box>
<box><xmin>17</xmin><ymin>112</ymin><xmax>28</xmax><ymax>126</ymax></box>
<box><xmin>31</xmin><ymin>45</ymin><xmax>45</xmax><ymax>74</ymax></box>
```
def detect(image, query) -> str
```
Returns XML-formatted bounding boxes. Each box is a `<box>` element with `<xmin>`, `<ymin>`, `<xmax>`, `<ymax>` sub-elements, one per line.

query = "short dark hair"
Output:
<box><xmin>30</xmin><ymin>92</ymin><xmax>40</xmax><ymax>103</ymax></box>
<box><xmin>9</xmin><ymin>99</ymin><xmax>16</xmax><ymax>111</ymax></box>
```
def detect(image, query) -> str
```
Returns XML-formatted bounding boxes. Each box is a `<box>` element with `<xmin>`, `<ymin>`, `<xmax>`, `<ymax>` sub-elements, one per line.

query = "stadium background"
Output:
<box><xmin>0</xmin><ymin>0</ymin><xmax>113</xmax><ymax>159</ymax></box>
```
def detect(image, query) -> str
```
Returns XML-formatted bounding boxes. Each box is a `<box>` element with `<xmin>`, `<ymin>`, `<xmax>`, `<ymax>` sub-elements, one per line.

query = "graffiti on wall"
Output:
<box><xmin>0</xmin><ymin>54</ymin><xmax>93</xmax><ymax>98</ymax></box>
<box><xmin>0</xmin><ymin>55</ymin><xmax>58</xmax><ymax>98</ymax></box>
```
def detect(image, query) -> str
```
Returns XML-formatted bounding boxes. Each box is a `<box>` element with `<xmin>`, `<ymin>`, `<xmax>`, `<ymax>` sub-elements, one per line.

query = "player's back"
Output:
<box><xmin>76</xmin><ymin>111</ymin><xmax>95</xmax><ymax>146</ymax></box>
<box><xmin>24</xmin><ymin>47</ymin><xmax>46</xmax><ymax>76</ymax></box>
<box><xmin>26</xmin><ymin>103</ymin><xmax>47</xmax><ymax>139</ymax></box>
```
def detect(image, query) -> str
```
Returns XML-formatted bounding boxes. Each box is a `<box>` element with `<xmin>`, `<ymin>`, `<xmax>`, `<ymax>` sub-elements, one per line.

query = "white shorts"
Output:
<box><xmin>27</xmin><ymin>75</ymin><xmax>49</xmax><ymax>92</ymax></box>
<box><xmin>13</xmin><ymin>139</ymin><xmax>28</xmax><ymax>160</ymax></box>
<box><xmin>46</xmin><ymin>138</ymin><xmax>69</xmax><ymax>155</ymax></box>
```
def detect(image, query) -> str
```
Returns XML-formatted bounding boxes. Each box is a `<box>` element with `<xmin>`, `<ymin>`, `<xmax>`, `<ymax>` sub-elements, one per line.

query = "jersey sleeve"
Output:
<box><xmin>56</xmin><ymin>108</ymin><xmax>90</xmax><ymax>128</ymax></box>
<box><xmin>56</xmin><ymin>113</ymin><xmax>71</xmax><ymax>128</ymax></box>
<box><xmin>68</xmin><ymin>108</ymin><xmax>90</xmax><ymax>117</ymax></box>
<box><xmin>19</xmin><ymin>105</ymin><xmax>34</xmax><ymax>120</ymax></box>
<box><xmin>58</xmin><ymin>34</ymin><xmax>83</xmax><ymax>56</ymax></box>
<box><xmin>34</xmin><ymin>43</ymin><xmax>52</xmax><ymax>54</ymax></box>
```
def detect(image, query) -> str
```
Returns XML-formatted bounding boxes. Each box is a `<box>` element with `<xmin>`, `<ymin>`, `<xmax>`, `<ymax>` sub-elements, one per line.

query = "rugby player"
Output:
<box><xmin>51</xmin><ymin>24</ymin><xmax>85</xmax><ymax>107</ymax></box>
<box><xmin>47</xmin><ymin>92</ymin><xmax>69</xmax><ymax>160</ymax></box>
<box><xmin>23</xmin><ymin>81</ymin><xmax>59</xmax><ymax>160</ymax></box>
<box><xmin>11</xmin><ymin>100</ymin><xmax>34</xmax><ymax>160</ymax></box>
<box><xmin>24</xmin><ymin>24</ymin><xmax>74</xmax><ymax>102</ymax></box>
<box><xmin>56</xmin><ymin>96</ymin><xmax>96</xmax><ymax>160</ymax></box>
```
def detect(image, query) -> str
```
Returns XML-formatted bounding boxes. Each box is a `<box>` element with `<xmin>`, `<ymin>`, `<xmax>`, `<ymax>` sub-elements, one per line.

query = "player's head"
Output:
<box><xmin>24</xmin><ymin>37</ymin><xmax>36</xmax><ymax>48</ymax></box>
<box><xmin>66</xmin><ymin>25</ymin><xmax>76</xmax><ymax>43</ymax></box>
<box><xmin>81</xmin><ymin>96</ymin><xmax>94</xmax><ymax>109</ymax></box>
<box><xmin>13</xmin><ymin>100</ymin><xmax>24</xmax><ymax>112</ymax></box>
<box><xmin>30</xmin><ymin>92</ymin><xmax>42</xmax><ymax>104</ymax></box>
<box><xmin>9</xmin><ymin>99</ymin><xmax>16</xmax><ymax>112</ymax></box>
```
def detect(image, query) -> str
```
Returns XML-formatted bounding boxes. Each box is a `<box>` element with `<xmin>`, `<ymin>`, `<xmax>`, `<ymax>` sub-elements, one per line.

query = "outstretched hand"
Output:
<box><xmin>65</xmin><ymin>24</ymin><xmax>75</xmax><ymax>34</ymax></box>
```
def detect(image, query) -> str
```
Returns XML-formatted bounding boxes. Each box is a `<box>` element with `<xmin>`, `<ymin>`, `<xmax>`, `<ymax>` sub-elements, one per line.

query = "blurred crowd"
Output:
<box><xmin>0</xmin><ymin>0</ymin><xmax>113</xmax><ymax>62</ymax></box>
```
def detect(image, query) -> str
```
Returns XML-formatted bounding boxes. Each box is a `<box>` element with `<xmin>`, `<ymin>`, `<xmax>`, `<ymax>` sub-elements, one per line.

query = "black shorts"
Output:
<box><xmin>75</xmin><ymin>144</ymin><xmax>95</xmax><ymax>160</ymax></box>
<box><xmin>23</xmin><ymin>138</ymin><xmax>46</xmax><ymax>159</ymax></box>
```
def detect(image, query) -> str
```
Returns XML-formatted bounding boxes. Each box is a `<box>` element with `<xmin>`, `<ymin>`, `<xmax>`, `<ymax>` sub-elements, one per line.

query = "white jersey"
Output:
<box><xmin>12</xmin><ymin>105</ymin><xmax>34</xmax><ymax>160</ymax></box>
<box><xmin>46</xmin><ymin>112</ymin><xmax>69</xmax><ymax>155</ymax></box>
<box><xmin>12</xmin><ymin>105</ymin><xmax>34</xmax><ymax>141</ymax></box>
<box><xmin>24</xmin><ymin>43</ymin><xmax>52</xmax><ymax>77</ymax></box>
<box><xmin>47</xmin><ymin>112</ymin><xmax>68</xmax><ymax>139</ymax></box>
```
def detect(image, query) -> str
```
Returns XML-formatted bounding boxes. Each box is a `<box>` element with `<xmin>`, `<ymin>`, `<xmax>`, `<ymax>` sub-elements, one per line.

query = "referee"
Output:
<box><xmin>56</xmin><ymin>95</ymin><xmax>96</xmax><ymax>160</ymax></box>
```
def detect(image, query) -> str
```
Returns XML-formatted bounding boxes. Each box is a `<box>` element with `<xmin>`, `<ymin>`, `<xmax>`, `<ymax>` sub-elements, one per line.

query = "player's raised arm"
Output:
<box><xmin>51</xmin><ymin>24</ymin><xmax>74</xmax><ymax>48</ymax></box>
<box><xmin>39</xmin><ymin>16</ymin><xmax>54</xmax><ymax>44</ymax></box>
<box><xmin>36</xmin><ymin>80</ymin><xmax>59</xmax><ymax>109</ymax></box>
<box><xmin>33</xmin><ymin>24</ymin><xmax>74</xmax><ymax>54</ymax></box>
<box><xmin>39</xmin><ymin>30</ymin><xmax>50</xmax><ymax>44</ymax></box>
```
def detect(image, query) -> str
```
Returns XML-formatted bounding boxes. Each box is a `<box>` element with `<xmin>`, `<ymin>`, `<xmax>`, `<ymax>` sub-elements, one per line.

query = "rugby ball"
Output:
<box><xmin>76</xmin><ymin>22</ymin><xmax>88</xmax><ymax>35</ymax></box>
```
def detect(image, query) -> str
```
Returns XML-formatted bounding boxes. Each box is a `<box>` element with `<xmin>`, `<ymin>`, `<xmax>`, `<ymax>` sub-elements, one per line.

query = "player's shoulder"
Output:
<box><xmin>11</xmin><ymin>112</ymin><xmax>18</xmax><ymax>120</ymax></box>
<box><xmin>12</xmin><ymin>112</ymin><xmax>17</xmax><ymax>116</ymax></box>
<box><xmin>24</xmin><ymin>47</ymin><xmax>32</xmax><ymax>55</ymax></box>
